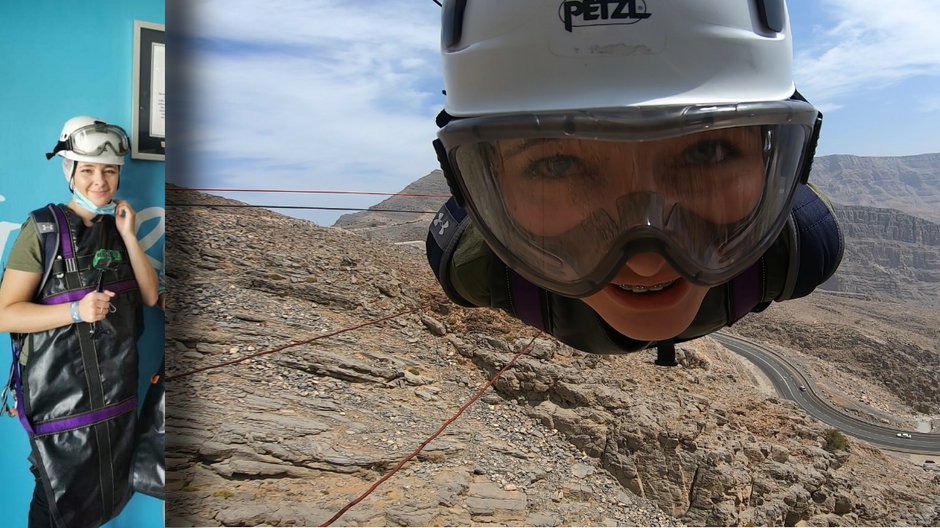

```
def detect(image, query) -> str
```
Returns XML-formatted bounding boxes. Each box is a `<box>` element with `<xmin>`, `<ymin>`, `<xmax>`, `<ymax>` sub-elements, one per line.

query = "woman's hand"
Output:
<box><xmin>78</xmin><ymin>290</ymin><xmax>116</xmax><ymax>322</ymax></box>
<box><xmin>114</xmin><ymin>200</ymin><xmax>137</xmax><ymax>239</ymax></box>
<box><xmin>112</xmin><ymin>199</ymin><xmax>160</xmax><ymax>307</ymax></box>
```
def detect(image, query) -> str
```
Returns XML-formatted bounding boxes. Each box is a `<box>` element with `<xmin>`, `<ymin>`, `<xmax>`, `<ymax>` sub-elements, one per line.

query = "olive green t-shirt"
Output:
<box><xmin>448</xmin><ymin>223</ymin><xmax>492</xmax><ymax>307</ymax></box>
<box><xmin>5</xmin><ymin>219</ymin><xmax>42</xmax><ymax>274</ymax></box>
<box><xmin>5</xmin><ymin>220</ymin><xmax>43</xmax><ymax>365</ymax></box>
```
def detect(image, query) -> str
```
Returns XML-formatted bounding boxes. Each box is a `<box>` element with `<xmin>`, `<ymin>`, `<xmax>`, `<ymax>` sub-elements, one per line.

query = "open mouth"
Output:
<box><xmin>600</xmin><ymin>277</ymin><xmax>691</xmax><ymax>311</ymax></box>
<box><xmin>615</xmin><ymin>279</ymin><xmax>677</xmax><ymax>294</ymax></box>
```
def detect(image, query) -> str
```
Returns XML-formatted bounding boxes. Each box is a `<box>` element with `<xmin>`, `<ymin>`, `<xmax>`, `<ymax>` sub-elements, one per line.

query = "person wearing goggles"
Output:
<box><xmin>0</xmin><ymin>115</ymin><xmax>159</xmax><ymax>527</ymax></box>
<box><xmin>427</xmin><ymin>0</ymin><xmax>843</xmax><ymax>356</ymax></box>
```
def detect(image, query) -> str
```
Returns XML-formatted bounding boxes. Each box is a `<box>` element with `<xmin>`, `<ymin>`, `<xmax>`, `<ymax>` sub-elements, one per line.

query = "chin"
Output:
<box><xmin>89</xmin><ymin>197</ymin><xmax>114</xmax><ymax>207</ymax></box>
<box><xmin>602</xmin><ymin>313</ymin><xmax>699</xmax><ymax>341</ymax></box>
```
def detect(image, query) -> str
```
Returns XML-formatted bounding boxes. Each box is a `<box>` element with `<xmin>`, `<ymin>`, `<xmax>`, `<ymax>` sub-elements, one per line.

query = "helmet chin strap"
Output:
<box><xmin>68</xmin><ymin>161</ymin><xmax>76</xmax><ymax>193</ymax></box>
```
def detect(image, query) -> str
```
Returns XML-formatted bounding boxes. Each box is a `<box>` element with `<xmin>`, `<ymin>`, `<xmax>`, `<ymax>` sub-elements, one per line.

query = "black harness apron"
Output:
<box><xmin>8</xmin><ymin>204</ymin><xmax>142</xmax><ymax>528</ymax></box>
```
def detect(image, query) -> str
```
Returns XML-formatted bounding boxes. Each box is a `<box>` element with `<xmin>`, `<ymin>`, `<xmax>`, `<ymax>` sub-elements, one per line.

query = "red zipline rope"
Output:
<box><xmin>167</xmin><ymin>186</ymin><xmax>451</xmax><ymax>198</ymax></box>
<box><xmin>165</xmin><ymin>305</ymin><xmax>426</xmax><ymax>382</ymax></box>
<box><xmin>166</xmin><ymin>203</ymin><xmax>440</xmax><ymax>214</ymax></box>
<box><xmin>165</xmin><ymin>296</ymin><xmax>535</xmax><ymax>526</ymax></box>
<box><xmin>319</xmin><ymin>332</ymin><xmax>539</xmax><ymax>527</ymax></box>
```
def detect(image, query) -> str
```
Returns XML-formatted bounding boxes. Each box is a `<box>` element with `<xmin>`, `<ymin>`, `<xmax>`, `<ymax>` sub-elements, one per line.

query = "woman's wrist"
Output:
<box><xmin>69</xmin><ymin>301</ymin><xmax>82</xmax><ymax>323</ymax></box>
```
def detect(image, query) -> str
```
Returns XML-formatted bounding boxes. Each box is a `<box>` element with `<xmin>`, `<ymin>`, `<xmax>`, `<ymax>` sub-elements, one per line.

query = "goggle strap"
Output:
<box><xmin>799</xmin><ymin>112</ymin><xmax>824</xmax><ymax>184</ymax></box>
<box><xmin>433</xmin><ymin>138</ymin><xmax>466</xmax><ymax>207</ymax></box>
<box><xmin>434</xmin><ymin>110</ymin><xmax>467</xmax><ymax>206</ymax></box>
<box><xmin>45</xmin><ymin>140</ymin><xmax>69</xmax><ymax>160</ymax></box>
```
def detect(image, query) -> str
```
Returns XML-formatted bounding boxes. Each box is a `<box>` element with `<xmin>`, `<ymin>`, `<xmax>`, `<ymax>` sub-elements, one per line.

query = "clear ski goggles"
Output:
<box><xmin>438</xmin><ymin>101</ymin><xmax>821</xmax><ymax>298</ymax></box>
<box><xmin>46</xmin><ymin>122</ymin><xmax>130</xmax><ymax>160</ymax></box>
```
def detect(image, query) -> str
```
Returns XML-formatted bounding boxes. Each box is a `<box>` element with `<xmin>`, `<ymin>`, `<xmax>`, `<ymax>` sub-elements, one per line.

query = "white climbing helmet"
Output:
<box><xmin>440</xmin><ymin>0</ymin><xmax>795</xmax><ymax>116</ymax></box>
<box><xmin>47</xmin><ymin>116</ymin><xmax>130</xmax><ymax>166</ymax></box>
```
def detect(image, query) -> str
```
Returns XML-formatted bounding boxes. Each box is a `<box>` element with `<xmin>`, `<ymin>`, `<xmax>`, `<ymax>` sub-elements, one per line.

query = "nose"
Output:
<box><xmin>624</xmin><ymin>252</ymin><xmax>668</xmax><ymax>277</ymax></box>
<box><xmin>90</xmin><ymin>169</ymin><xmax>107</xmax><ymax>184</ymax></box>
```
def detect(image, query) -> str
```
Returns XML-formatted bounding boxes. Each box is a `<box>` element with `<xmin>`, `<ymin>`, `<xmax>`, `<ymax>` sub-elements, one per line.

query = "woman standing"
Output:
<box><xmin>0</xmin><ymin>116</ymin><xmax>158</xmax><ymax>527</ymax></box>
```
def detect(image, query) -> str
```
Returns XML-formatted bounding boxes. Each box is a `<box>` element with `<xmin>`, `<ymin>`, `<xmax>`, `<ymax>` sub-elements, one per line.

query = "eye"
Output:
<box><xmin>680</xmin><ymin>140</ymin><xmax>738</xmax><ymax>165</ymax></box>
<box><xmin>526</xmin><ymin>155</ymin><xmax>587</xmax><ymax>180</ymax></box>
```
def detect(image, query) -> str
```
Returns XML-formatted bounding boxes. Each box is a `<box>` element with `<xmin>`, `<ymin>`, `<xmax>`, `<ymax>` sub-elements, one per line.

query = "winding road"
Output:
<box><xmin>713</xmin><ymin>332</ymin><xmax>940</xmax><ymax>455</ymax></box>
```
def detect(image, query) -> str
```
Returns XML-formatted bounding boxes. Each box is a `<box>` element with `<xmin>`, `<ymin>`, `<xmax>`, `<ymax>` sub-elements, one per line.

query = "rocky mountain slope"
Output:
<box><xmin>166</xmin><ymin>189</ymin><xmax>940</xmax><ymax>527</ymax></box>
<box><xmin>727</xmin><ymin>291</ymin><xmax>940</xmax><ymax>417</ymax></box>
<box><xmin>332</xmin><ymin>170</ymin><xmax>448</xmax><ymax>244</ymax></box>
<box><xmin>809</xmin><ymin>153</ymin><xmax>940</xmax><ymax>224</ymax></box>
<box><xmin>824</xmin><ymin>205</ymin><xmax>940</xmax><ymax>306</ymax></box>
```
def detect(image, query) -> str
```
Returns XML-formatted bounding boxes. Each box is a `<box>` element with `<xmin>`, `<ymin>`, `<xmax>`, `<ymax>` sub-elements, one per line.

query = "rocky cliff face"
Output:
<box><xmin>836</xmin><ymin>205</ymin><xmax>940</xmax><ymax>245</ymax></box>
<box><xmin>823</xmin><ymin>205</ymin><xmax>940</xmax><ymax>306</ymax></box>
<box><xmin>166</xmin><ymin>189</ymin><xmax>940</xmax><ymax>527</ymax></box>
<box><xmin>810</xmin><ymin>153</ymin><xmax>940</xmax><ymax>224</ymax></box>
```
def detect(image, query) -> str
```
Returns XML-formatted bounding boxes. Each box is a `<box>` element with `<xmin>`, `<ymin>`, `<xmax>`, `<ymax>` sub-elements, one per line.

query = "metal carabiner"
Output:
<box><xmin>0</xmin><ymin>384</ymin><xmax>18</xmax><ymax>418</ymax></box>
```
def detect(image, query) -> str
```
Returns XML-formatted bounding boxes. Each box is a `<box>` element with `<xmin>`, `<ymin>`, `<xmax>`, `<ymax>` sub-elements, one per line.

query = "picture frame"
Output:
<box><xmin>132</xmin><ymin>20</ymin><xmax>166</xmax><ymax>161</ymax></box>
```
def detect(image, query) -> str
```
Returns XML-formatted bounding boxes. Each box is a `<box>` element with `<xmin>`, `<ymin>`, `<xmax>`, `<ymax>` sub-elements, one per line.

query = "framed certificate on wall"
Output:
<box><xmin>132</xmin><ymin>20</ymin><xmax>166</xmax><ymax>161</ymax></box>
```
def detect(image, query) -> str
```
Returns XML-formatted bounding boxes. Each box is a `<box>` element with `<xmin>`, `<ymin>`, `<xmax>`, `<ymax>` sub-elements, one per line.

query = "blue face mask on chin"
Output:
<box><xmin>72</xmin><ymin>188</ymin><xmax>117</xmax><ymax>215</ymax></box>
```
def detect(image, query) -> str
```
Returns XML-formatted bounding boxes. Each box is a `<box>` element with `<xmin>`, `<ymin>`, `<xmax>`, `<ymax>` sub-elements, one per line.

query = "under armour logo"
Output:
<box><xmin>433</xmin><ymin>212</ymin><xmax>450</xmax><ymax>235</ymax></box>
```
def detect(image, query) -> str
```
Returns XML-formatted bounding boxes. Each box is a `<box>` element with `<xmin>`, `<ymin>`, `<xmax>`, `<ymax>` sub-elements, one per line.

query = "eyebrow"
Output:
<box><xmin>503</xmin><ymin>138</ymin><xmax>565</xmax><ymax>159</ymax></box>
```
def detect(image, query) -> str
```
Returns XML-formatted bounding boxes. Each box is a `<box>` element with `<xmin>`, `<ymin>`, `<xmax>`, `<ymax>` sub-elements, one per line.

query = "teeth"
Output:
<box><xmin>617</xmin><ymin>279</ymin><xmax>676</xmax><ymax>293</ymax></box>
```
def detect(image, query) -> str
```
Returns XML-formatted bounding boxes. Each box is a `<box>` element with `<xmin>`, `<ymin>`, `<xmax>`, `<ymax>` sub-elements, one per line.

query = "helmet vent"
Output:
<box><xmin>442</xmin><ymin>0</ymin><xmax>468</xmax><ymax>50</ymax></box>
<box><xmin>756</xmin><ymin>0</ymin><xmax>786</xmax><ymax>33</ymax></box>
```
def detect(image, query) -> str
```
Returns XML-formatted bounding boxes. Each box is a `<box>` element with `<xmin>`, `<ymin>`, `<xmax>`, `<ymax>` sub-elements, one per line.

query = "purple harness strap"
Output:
<box><xmin>50</xmin><ymin>205</ymin><xmax>74</xmax><ymax>260</ymax></box>
<box><xmin>15</xmin><ymin>379</ymin><xmax>136</xmax><ymax>436</ymax></box>
<box><xmin>40</xmin><ymin>205</ymin><xmax>140</xmax><ymax>305</ymax></box>
<box><xmin>40</xmin><ymin>279</ymin><xmax>139</xmax><ymax>305</ymax></box>
<box><xmin>508</xmin><ymin>269</ymin><xmax>546</xmax><ymax>331</ymax></box>
<box><xmin>14</xmin><ymin>364</ymin><xmax>31</xmax><ymax>433</ymax></box>
<box><xmin>731</xmin><ymin>261</ymin><xmax>763</xmax><ymax>323</ymax></box>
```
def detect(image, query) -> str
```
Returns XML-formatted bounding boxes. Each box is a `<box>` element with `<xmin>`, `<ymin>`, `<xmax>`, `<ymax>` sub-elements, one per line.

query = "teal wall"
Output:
<box><xmin>0</xmin><ymin>2</ymin><xmax>165</xmax><ymax>527</ymax></box>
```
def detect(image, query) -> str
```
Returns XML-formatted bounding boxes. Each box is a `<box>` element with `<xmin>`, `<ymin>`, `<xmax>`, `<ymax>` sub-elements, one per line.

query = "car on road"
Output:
<box><xmin>896</xmin><ymin>432</ymin><xmax>912</xmax><ymax>439</ymax></box>
<box><xmin>798</xmin><ymin>385</ymin><xmax>807</xmax><ymax>392</ymax></box>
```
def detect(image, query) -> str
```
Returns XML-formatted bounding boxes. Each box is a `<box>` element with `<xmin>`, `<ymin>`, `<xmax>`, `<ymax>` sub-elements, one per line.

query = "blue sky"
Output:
<box><xmin>169</xmin><ymin>0</ymin><xmax>940</xmax><ymax>226</ymax></box>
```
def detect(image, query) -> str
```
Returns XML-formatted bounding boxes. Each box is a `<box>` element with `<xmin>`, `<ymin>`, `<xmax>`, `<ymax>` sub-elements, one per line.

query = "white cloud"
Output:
<box><xmin>794</xmin><ymin>0</ymin><xmax>940</xmax><ymax>105</ymax></box>
<box><xmin>187</xmin><ymin>0</ymin><xmax>438</xmax><ymax>51</ymax></box>
<box><xmin>917</xmin><ymin>94</ymin><xmax>940</xmax><ymax>113</ymax></box>
<box><xmin>175</xmin><ymin>0</ymin><xmax>445</xmax><ymax>223</ymax></box>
